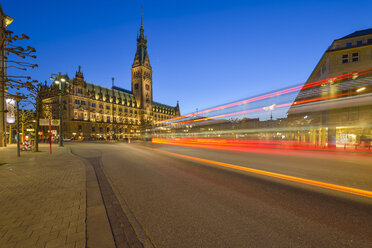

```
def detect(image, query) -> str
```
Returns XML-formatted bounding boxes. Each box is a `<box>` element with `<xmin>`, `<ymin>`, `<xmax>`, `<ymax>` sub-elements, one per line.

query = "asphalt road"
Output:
<box><xmin>70</xmin><ymin>142</ymin><xmax>372</xmax><ymax>248</ymax></box>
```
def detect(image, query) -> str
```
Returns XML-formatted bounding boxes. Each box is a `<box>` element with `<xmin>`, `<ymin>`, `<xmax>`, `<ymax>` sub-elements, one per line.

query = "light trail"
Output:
<box><xmin>152</xmin><ymin>138</ymin><xmax>372</xmax><ymax>154</ymax></box>
<box><xmin>171</xmin><ymin>91</ymin><xmax>353</xmax><ymax>126</ymax></box>
<box><xmin>135</xmin><ymin>144</ymin><xmax>372</xmax><ymax>199</ymax></box>
<box><xmin>155</xmin><ymin>67</ymin><xmax>372</xmax><ymax>125</ymax></box>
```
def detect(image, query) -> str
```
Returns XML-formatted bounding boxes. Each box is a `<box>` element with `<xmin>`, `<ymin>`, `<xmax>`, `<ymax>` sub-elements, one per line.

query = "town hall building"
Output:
<box><xmin>43</xmin><ymin>15</ymin><xmax>180</xmax><ymax>140</ymax></box>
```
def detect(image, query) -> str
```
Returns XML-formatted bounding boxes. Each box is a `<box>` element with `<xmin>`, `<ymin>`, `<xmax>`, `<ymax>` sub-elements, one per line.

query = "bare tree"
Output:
<box><xmin>0</xmin><ymin>5</ymin><xmax>37</xmax><ymax>147</ymax></box>
<box><xmin>26</xmin><ymin>81</ymin><xmax>50</xmax><ymax>151</ymax></box>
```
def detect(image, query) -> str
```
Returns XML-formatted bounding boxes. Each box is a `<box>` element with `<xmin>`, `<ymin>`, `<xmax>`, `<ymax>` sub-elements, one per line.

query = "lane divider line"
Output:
<box><xmin>134</xmin><ymin>144</ymin><xmax>372</xmax><ymax>199</ymax></box>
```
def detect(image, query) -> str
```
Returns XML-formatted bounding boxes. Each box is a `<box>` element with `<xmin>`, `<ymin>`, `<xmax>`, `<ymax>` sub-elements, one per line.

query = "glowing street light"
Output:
<box><xmin>50</xmin><ymin>73</ymin><xmax>68</xmax><ymax>147</ymax></box>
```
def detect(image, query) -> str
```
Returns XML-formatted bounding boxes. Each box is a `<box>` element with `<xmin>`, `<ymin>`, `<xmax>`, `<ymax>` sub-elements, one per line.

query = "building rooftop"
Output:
<box><xmin>337</xmin><ymin>28</ymin><xmax>372</xmax><ymax>40</ymax></box>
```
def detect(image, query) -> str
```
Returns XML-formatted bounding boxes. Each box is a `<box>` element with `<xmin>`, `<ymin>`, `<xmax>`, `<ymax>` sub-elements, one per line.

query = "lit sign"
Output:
<box><xmin>6</xmin><ymin>99</ymin><xmax>15</xmax><ymax>124</ymax></box>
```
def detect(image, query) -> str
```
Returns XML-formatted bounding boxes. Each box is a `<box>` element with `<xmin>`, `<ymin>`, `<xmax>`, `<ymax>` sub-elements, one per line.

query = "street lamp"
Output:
<box><xmin>7</xmin><ymin>93</ymin><xmax>26</xmax><ymax>157</ymax></box>
<box><xmin>50</xmin><ymin>73</ymin><xmax>67</xmax><ymax>147</ymax></box>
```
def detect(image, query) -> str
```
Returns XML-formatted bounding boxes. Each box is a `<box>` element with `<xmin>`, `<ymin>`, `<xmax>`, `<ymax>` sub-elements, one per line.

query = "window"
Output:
<box><xmin>368</xmin><ymin>39</ymin><xmax>372</xmax><ymax>44</ymax></box>
<box><xmin>107</xmin><ymin>116</ymin><xmax>110</xmax><ymax>122</ymax></box>
<box><xmin>357</xmin><ymin>40</ymin><xmax>363</xmax><ymax>46</ymax></box>
<box><xmin>99</xmin><ymin>104</ymin><xmax>103</xmax><ymax>109</ymax></box>
<box><xmin>119</xmin><ymin>108</ymin><xmax>122</xmax><ymax>112</ymax></box>
<box><xmin>124</xmin><ymin>109</ymin><xmax>128</xmax><ymax>112</ymax></box>
<box><xmin>75</xmin><ymin>99</ymin><xmax>81</xmax><ymax>104</ymax></box>
<box><xmin>346</xmin><ymin>42</ymin><xmax>352</xmax><ymax>47</ymax></box>
<box><xmin>92</xmin><ymin>103</ymin><xmax>96</xmax><ymax>107</ymax></box>
<box><xmin>145</xmin><ymin>84</ymin><xmax>150</xmax><ymax>90</ymax></box>
<box><xmin>130</xmin><ymin>110</ymin><xmax>133</xmax><ymax>113</ymax></box>
<box><xmin>342</xmin><ymin>54</ymin><xmax>349</xmax><ymax>64</ymax></box>
<box><xmin>81</xmin><ymin>101</ymin><xmax>86</xmax><ymax>105</ymax></box>
<box><xmin>77</xmin><ymin>88</ymin><xmax>83</xmax><ymax>94</ymax></box>
<box><xmin>135</xmin><ymin>84</ymin><xmax>139</xmax><ymax>90</ymax></box>
<box><xmin>113</xmin><ymin>107</ymin><xmax>116</xmax><ymax>111</ymax></box>
<box><xmin>106</xmin><ymin>106</ymin><xmax>110</xmax><ymax>110</ymax></box>
<box><xmin>113</xmin><ymin>117</ymin><xmax>116</xmax><ymax>122</ymax></box>
<box><xmin>92</xmin><ymin>127</ymin><xmax>96</xmax><ymax>132</ymax></box>
<box><xmin>135</xmin><ymin>111</ymin><xmax>137</xmax><ymax>114</ymax></box>
<box><xmin>352</xmin><ymin>52</ymin><xmax>359</xmax><ymax>62</ymax></box>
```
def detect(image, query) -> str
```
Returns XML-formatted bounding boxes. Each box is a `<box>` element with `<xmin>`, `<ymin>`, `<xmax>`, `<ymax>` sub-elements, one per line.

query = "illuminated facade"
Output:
<box><xmin>42</xmin><ymin>16</ymin><xmax>180</xmax><ymax>140</ymax></box>
<box><xmin>288</xmin><ymin>28</ymin><xmax>372</xmax><ymax>146</ymax></box>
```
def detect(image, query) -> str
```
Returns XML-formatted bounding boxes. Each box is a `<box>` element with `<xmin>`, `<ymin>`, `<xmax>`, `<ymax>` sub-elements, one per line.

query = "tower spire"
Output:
<box><xmin>139</xmin><ymin>12</ymin><xmax>144</xmax><ymax>40</ymax></box>
<box><xmin>141</xmin><ymin>12</ymin><xmax>143</xmax><ymax>28</ymax></box>
<box><xmin>132</xmin><ymin>12</ymin><xmax>150</xmax><ymax>68</ymax></box>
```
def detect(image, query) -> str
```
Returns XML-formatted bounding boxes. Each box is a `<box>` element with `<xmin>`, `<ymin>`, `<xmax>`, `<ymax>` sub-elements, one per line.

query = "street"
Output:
<box><xmin>69</xmin><ymin>142</ymin><xmax>372</xmax><ymax>248</ymax></box>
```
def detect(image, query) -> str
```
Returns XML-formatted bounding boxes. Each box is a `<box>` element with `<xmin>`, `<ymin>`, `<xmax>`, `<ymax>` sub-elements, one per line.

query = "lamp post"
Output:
<box><xmin>7</xmin><ymin>93</ymin><xmax>26</xmax><ymax>157</ymax></box>
<box><xmin>50</xmin><ymin>74</ymin><xmax>66</xmax><ymax>147</ymax></box>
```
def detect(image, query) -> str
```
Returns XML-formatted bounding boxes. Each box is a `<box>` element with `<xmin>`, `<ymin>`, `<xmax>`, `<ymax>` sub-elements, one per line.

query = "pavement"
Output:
<box><xmin>0</xmin><ymin>144</ymin><xmax>86</xmax><ymax>248</ymax></box>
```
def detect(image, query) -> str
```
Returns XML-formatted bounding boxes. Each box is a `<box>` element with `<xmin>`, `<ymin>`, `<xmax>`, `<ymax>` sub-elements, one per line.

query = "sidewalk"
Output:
<box><xmin>0</xmin><ymin>144</ymin><xmax>86</xmax><ymax>248</ymax></box>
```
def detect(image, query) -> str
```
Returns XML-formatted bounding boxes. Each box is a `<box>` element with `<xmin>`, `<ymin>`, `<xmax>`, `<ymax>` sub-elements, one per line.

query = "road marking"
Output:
<box><xmin>135</xmin><ymin>144</ymin><xmax>372</xmax><ymax>199</ymax></box>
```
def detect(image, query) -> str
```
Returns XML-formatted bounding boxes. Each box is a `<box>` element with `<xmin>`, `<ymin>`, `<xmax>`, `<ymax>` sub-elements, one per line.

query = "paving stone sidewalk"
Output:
<box><xmin>0</xmin><ymin>144</ymin><xmax>86</xmax><ymax>248</ymax></box>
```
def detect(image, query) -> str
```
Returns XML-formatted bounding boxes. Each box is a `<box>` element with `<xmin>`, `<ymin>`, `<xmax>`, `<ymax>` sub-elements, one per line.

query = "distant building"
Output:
<box><xmin>42</xmin><ymin>15</ymin><xmax>180</xmax><ymax>140</ymax></box>
<box><xmin>288</xmin><ymin>28</ymin><xmax>372</xmax><ymax>146</ymax></box>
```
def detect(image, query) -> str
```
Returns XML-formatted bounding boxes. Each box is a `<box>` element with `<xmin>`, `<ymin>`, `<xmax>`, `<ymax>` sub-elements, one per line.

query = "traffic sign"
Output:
<box><xmin>40</xmin><ymin>119</ymin><xmax>60</xmax><ymax>126</ymax></box>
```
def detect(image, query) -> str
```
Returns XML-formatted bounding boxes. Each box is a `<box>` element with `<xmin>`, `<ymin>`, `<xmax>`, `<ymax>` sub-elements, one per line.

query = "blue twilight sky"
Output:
<box><xmin>2</xmin><ymin>0</ymin><xmax>372</xmax><ymax>115</ymax></box>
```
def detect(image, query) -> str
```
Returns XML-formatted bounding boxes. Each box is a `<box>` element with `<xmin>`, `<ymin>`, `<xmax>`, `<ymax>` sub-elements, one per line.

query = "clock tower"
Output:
<box><xmin>131</xmin><ymin>14</ymin><xmax>153</xmax><ymax>118</ymax></box>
